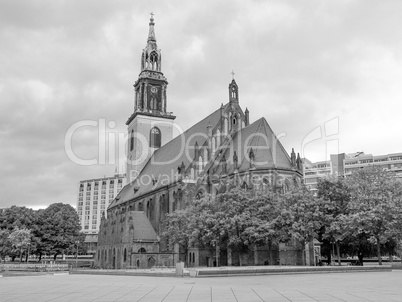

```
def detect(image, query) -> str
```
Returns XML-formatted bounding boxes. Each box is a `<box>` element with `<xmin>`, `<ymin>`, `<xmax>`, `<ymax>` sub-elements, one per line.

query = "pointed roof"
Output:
<box><xmin>229</xmin><ymin>78</ymin><xmax>238</xmax><ymax>87</ymax></box>
<box><xmin>224</xmin><ymin>117</ymin><xmax>293</xmax><ymax>174</ymax></box>
<box><xmin>147</xmin><ymin>13</ymin><xmax>156</xmax><ymax>42</ymax></box>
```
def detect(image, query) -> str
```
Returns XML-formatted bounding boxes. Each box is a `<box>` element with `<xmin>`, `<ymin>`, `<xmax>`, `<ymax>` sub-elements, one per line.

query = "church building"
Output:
<box><xmin>96</xmin><ymin>16</ymin><xmax>304</xmax><ymax>269</ymax></box>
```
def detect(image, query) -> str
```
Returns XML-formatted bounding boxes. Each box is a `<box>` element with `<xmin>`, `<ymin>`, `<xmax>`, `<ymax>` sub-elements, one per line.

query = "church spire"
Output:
<box><xmin>127</xmin><ymin>15</ymin><xmax>176</xmax><ymax>122</ymax></box>
<box><xmin>228</xmin><ymin>78</ymin><xmax>239</xmax><ymax>104</ymax></box>
<box><xmin>148</xmin><ymin>12</ymin><xmax>156</xmax><ymax>42</ymax></box>
<box><xmin>140</xmin><ymin>13</ymin><xmax>161</xmax><ymax>72</ymax></box>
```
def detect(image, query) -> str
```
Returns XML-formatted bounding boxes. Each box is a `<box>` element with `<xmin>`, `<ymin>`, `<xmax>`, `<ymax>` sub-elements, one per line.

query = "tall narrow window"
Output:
<box><xmin>150</xmin><ymin>127</ymin><xmax>161</xmax><ymax>148</ymax></box>
<box><xmin>150</xmin><ymin>51</ymin><xmax>158</xmax><ymax>70</ymax></box>
<box><xmin>130</xmin><ymin>130</ymin><xmax>134</xmax><ymax>151</ymax></box>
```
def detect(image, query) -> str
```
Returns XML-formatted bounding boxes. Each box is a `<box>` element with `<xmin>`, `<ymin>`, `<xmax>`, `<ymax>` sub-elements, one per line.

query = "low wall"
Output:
<box><xmin>0</xmin><ymin>263</ymin><xmax>69</xmax><ymax>272</ymax></box>
<box><xmin>188</xmin><ymin>265</ymin><xmax>393</xmax><ymax>278</ymax></box>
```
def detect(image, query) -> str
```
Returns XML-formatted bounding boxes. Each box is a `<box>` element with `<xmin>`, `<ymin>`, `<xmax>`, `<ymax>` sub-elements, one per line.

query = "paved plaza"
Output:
<box><xmin>1</xmin><ymin>271</ymin><xmax>401</xmax><ymax>301</ymax></box>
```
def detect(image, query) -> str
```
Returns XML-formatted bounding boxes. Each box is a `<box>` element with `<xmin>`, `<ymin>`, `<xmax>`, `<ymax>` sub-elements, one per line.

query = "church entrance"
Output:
<box><xmin>147</xmin><ymin>256</ymin><xmax>156</xmax><ymax>268</ymax></box>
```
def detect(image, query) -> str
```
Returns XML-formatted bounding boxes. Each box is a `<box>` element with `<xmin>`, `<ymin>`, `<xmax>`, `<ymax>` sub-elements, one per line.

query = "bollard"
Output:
<box><xmin>175</xmin><ymin>262</ymin><xmax>184</xmax><ymax>277</ymax></box>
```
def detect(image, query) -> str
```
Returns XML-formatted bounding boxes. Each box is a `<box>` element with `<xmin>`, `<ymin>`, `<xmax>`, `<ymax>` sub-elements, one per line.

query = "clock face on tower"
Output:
<box><xmin>150</xmin><ymin>86</ymin><xmax>158</xmax><ymax>94</ymax></box>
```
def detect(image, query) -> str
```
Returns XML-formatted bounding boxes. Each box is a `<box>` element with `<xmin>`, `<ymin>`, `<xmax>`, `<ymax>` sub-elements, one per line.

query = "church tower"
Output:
<box><xmin>126</xmin><ymin>14</ymin><xmax>176</xmax><ymax>182</ymax></box>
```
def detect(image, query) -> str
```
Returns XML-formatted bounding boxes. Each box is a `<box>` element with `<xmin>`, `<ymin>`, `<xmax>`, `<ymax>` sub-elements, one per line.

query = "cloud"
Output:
<box><xmin>1</xmin><ymin>0</ymin><xmax>402</xmax><ymax>208</ymax></box>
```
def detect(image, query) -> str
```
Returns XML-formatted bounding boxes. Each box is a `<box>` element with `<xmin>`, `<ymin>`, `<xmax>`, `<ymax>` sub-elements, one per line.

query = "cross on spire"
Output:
<box><xmin>150</xmin><ymin>12</ymin><xmax>154</xmax><ymax>19</ymax></box>
<box><xmin>231</xmin><ymin>70</ymin><xmax>235</xmax><ymax>80</ymax></box>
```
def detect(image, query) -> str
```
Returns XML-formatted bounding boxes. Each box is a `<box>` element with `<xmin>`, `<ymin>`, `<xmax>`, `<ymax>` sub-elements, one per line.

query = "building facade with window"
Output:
<box><xmin>96</xmin><ymin>16</ymin><xmax>306</xmax><ymax>270</ymax></box>
<box><xmin>343</xmin><ymin>152</ymin><xmax>402</xmax><ymax>177</ymax></box>
<box><xmin>303</xmin><ymin>152</ymin><xmax>402</xmax><ymax>191</ymax></box>
<box><xmin>77</xmin><ymin>172</ymin><xmax>126</xmax><ymax>234</ymax></box>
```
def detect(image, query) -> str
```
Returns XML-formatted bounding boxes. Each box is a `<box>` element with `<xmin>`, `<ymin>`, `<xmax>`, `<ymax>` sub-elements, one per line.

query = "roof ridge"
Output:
<box><xmin>236</xmin><ymin>118</ymin><xmax>264</xmax><ymax>169</ymax></box>
<box><xmin>259</xmin><ymin>116</ymin><xmax>293</xmax><ymax>166</ymax></box>
<box><xmin>262</xmin><ymin>117</ymin><xmax>293</xmax><ymax>164</ymax></box>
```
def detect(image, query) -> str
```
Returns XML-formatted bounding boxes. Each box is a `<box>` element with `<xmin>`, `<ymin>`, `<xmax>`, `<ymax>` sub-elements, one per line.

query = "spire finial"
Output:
<box><xmin>147</xmin><ymin>13</ymin><xmax>156</xmax><ymax>42</ymax></box>
<box><xmin>231</xmin><ymin>70</ymin><xmax>235</xmax><ymax>80</ymax></box>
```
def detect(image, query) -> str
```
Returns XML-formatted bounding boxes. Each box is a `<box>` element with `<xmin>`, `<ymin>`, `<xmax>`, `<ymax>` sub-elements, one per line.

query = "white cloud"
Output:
<box><xmin>1</xmin><ymin>0</ymin><xmax>402</xmax><ymax>207</ymax></box>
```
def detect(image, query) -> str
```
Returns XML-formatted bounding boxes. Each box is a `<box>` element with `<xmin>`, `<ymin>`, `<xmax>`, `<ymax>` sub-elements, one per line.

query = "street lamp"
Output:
<box><xmin>75</xmin><ymin>240</ymin><xmax>79</xmax><ymax>269</ymax></box>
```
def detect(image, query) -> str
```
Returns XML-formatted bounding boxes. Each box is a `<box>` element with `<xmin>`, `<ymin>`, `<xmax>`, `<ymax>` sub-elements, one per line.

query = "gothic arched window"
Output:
<box><xmin>150</xmin><ymin>51</ymin><xmax>158</xmax><ymax>70</ymax></box>
<box><xmin>150</xmin><ymin>127</ymin><xmax>161</xmax><ymax>148</ymax></box>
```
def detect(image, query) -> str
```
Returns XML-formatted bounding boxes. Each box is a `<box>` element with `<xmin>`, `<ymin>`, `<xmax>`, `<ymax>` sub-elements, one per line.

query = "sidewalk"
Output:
<box><xmin>1</xmin><ymin>270</ymin><xmax>401</xmax><ymax>301</ymax></box>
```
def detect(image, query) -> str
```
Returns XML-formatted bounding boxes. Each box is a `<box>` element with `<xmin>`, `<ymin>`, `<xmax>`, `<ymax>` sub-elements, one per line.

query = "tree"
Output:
<box><xmin>0</xmin><ymin>206</ymin><xmax>37</xmax><ymax>231</ymax></box>
<box><xmin>36</xmin><ymin>203</ymin><xmax>81</xmax><ymax>261</ymax></box>
<box><xmin>276</xmin><ymin>187</ymin><xmax>329</xmax><ymax>265</ymax></box>
<box><xmin>243</xmin><ymin>191</ymin><xmax>282</xmax><ymax>265</ymax></box>
<box><xmin>213</xmin><ymin>188</ymin><xmax>255</xmax><ymax>265</ymax></box>
<box><xmin>165</xmin><ymin>185</ymin><xmax>336</xmax><ymax>267</ymax></box>
<box><xmin>0</xmin><ymin>229</ymin><xmax>11</xmax><ymax>263</ymax></box>
<box><xmin>165</xmin><ymin>188</ymin><xmax>258</xmax><ymax>266</ymax></box>
<box><xmin>317</xmin><ymin>178</ymin><xmax>351</xmax><ymax>265</ymax></box>
<box><xmin>8</xmin><ymin>227</ymin><xmax>31</xmax><ymax>263</ymax></box>
<box><xmin>188</xmin><ymin>196</ymin><xmax>223</xmax><ymax>266</ymax></box>
<box><xmin>346</xmin><ymin>166</ymin><xmax>402</xmax><ymax>265</ymax></box>
<box><xmin>64</xmin><ymin>233</ymin><xmax>87</xmax><ymax>256</ymax></box>
<box><xmin>163</xmin><ymin>209</ymin><xmax>193</xmax><ymax>265</ymax></box>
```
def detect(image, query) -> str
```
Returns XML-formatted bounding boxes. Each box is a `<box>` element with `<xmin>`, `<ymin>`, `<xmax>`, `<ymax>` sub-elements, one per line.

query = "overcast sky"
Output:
<box><xmin>1</xmin><ymin>0</ymin><xmax>402</xmax><ymax>209</ymax></box>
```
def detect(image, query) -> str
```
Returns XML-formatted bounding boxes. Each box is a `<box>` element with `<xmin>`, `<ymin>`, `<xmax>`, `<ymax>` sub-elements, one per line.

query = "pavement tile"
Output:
<box><xmin>230</xmin><ymin>287</ymin><xmax>262</xmax><ymax>302</ymax></box>
<box><xmin>210</xmin><ymin>287</ymin><xmax>236</xmax><ymax>302</ymax></box>
<box><xmin>160</xmin><ymin>285</ymin><xmax>192</xmax><ymax>302</ymax></box>
<box><xmin>186</xmin><ymin>286</ymin><xmax>213</xmax><ymax>302</ymax></box>
<box><xmin>0</xmin><ymin>271</ymin><xmax>401</xmax><ymax>302</ymax></box>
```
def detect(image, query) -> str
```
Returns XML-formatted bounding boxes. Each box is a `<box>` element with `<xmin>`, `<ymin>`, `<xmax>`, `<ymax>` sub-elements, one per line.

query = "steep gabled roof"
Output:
<box><xmin>131</xmin><ymin>211</ymin><xmax>158</xmax><ymax>241</ymax></box>
<box><xmin>208</xmin><ymin>117</ymin><xmax>293</xmax><ymax>176</ymax></box>
<box><xmin>234</xmin><ymin>117</ymin><xmax>293</xmax><ymax>172</ymax></box>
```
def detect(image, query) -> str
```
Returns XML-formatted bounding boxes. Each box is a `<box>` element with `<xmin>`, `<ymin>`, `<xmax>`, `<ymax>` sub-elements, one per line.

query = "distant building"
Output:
<box><xmin>303</xmin><ymin>153</ymin><xmax>346</xmax><ymax>192</ymax></box>
<box><xmin>77</xmin><ymin>172</ymin><xmax>127</xmax><ymax>234</ymax></box>
<box><xmin>303</xmin><ymin>152</ymin><xmax>402</xmax><ymax>191</ymax></box>
<box><xmin>343</xmin><ymin>152</ymin><xmax>402</xmax><ymax>177</ymax></box>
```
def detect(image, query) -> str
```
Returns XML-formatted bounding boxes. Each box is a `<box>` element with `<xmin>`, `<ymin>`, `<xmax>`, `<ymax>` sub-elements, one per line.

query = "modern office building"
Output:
<box><xmin>303</xmin><ymin>152</ymin><xmax>402</xmax><ymax>191</ymax></box>
<box><xmin>343</xmin><ymin>152</ymin><xmax>402</xmax><ymax>177</ymax></box>
<box><xmin>77</xmin><ymin>172</ymin><xmax>127</xmax><ymax>234</ymax></box>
